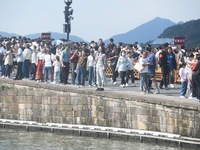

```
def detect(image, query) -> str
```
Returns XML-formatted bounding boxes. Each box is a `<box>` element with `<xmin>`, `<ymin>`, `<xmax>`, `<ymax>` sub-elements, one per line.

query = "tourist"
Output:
<box><xmin>70</xmin><ymin>47</ymin><xmax>79</xmax><ymax>85</ymax></box>
<box><xmin>95</xmin><ymin>46</ymin><xmax>107</xmax><ymax>91</ymax></box>
<box><xmin>116</xmin><ymin>50</ymin><xmax>129</xmax><ymax>88</ymax></box>
<box><xmin>190</xmin><ymin>54</ymin><xmax>200</xmax><ymax>101</ymax></box>
<box><xmin>167</xmin><ymin>47</ymin><xmax>177</xmax><ymax>88</ymax></box>
<box><xmin>108</xmin><ymin>47</ymin><xmax>119</xmax><ymax>85</ymax></box>
<box><xmin>0</xmin><ymin>42</ymin><xmax>5</xmax><ymax>76</ymax></box>
<box><xmin>36</xmin><ymin>47</ymin><xmax>46</xmax><ymax>82</ymax></box>
<box><xmin>146</xmin><ymin>47</ymin><xmax>160</xmax><ymax>94</ymax></box>
<box><xmin>139</xmin><ymin>51</ymin><xmax>150</xmax><ymax>94</ymax></box>
<box><xmin>43</xmin><ymin>50</ymin><xmax>53</xmax><ymax>83</ymax></box>
<box><xmin>125</xmin><ymin>52</ymin><xmax>136</xmax><ymax>87</ymax></box>
<box><xmin>76</xmin><ymin>50</ymin><xmax>87</xmax><ymax>88</ymax></box>
<box><xmin>53</xmin><ymin>56</ymin><xmax>61</xmax><ymax>84</ymax></box>
<box><xmin>13</xmin><ymin>44</ymin><xmax>24</xmax><ymax>80</ymax></box>
<box><xmin>179</xmin><ymin>63</ymin><xmax>188</xmax><ymax>98</ymax></box>
<box><xmin>3</xmin><ymin>45</ymin><xmax>13</xmax><ymax>79</ymax></box>
<box><xmin>87</xmin><ymin>50</ymin><xmax>95</xmax><ymax>87</ymax></box>
<box><xmin>30</xmin><ymin>45</ymin><xmax>38</xmax><ymax>80</ymax></box>
<box><xmin>61</xmin><ymin>45</ymin><xmax>71</xmax><ymax>84</ymax></box>
<box><xmin>159</xmin><ymin>43</ymin><xmax>169</xmax><ymax>90</ymax></box>
<box><xmin>22</xmin><ymin>44</ymin><xmax>32</xmax><ymax>78</ymax></box>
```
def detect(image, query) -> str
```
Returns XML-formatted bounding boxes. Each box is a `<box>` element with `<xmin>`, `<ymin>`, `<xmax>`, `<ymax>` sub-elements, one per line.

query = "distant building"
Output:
<box><xmin>151</xmin><ymin>38</ymin><xmax>174</xmax><ymax>49</ymax></box>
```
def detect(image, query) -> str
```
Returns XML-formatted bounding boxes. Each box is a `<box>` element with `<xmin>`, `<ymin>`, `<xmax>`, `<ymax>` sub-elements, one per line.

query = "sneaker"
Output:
<box><xmin>180</xmin><ymin>96</ymin><xmax>186</xmax><ymax>98</ymax></box>
<box><xmin>120</xmin><ymin>84</ymin><xmax>123</xmax><ymax>87</ymax></box>
<box><xmin>170</xmin><ymin>84</ymin><xmax>175</xmax><ymax>88</ymax></box>
<box><xmin>88</xmin><ymin>85</ymin><xmax>91</xmax><ymax>87</ymax></box>
<box><xmin>53</xmin><ymin>81</ymin><xmax>56</xmax><ymax>84</ymax></box>
<box><xmin>113</xmin><ymin>82</ymin><xmax>117</xmax><ymax>85</ymax></box>
<box><xmin>96</xmin><ymin>88</ymin><xmax>100</xmax><ymax>91</ymax></box>
<box><xmin>132</xmin><ymin>84</ymin><xmax>136</xmax><ymax>87</ymax></box>
<box><xmin>188</xmin><ymin>96</ymin><xmax>195</xmax><ymax>100</ymax></box>
<box><xmin>2</xmin><ymin>75</ymin><xmax>5</xmax><ymax>79</ymax></box>
<box><xmin>45</xmin><ymin>81</ymin><xmax>47</xmax><ymax>84</ymax></box>
<box><xmin>125</xmin><ymin>83</ymin><xmax>129</xmax><ymax>87</ymax></box>
<box><xmin>147</xmin><ymin>91</ymin><xmax>153</xmax><ymax>94</ymax></box>
<box><xmin>99</xmin><ymin>88</ymin><xmax>104</xmax><ymax>91</ymax></box>
<box><xmin>154</xmin><ymin>89</ymin><xmax>160</xmax><ymax>94</ymax></box>
<box><xmin>37</xmin><ymin>80</ymin><xmax>40</xmax><ymax>83</ymax></box>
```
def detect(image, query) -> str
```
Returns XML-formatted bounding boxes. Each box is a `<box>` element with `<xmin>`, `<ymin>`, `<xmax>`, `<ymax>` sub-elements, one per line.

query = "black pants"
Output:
<box><xmin>160</xmin><ymin>66</ymin><xmax>169</xmax><ymax>88</ymax></box>
<box><xmin>192</xmin><ymin>71</ymin><xmax>200</xmax><ymax>99</ymax></box>
<box><xmin>30</xmin><ymin>63</ymin><xmax>36</xmax><ymax>80</ymax></box>
<box><xmin>126</xmin><ymin>70</ymin><xmax>135</xmax><ymax>84</ymax></box>
<box><xmin>62</xmin><ymin>62</ymin><xmax>70</xmax><ymax>84</ymax></box>
<box><xmin>111</xmin><ymin>64</ymin><xmax>118</xmax><ymax>82</ymax></box>
<box><xmin>120</xmin><ymin>71</ymin><xmax>126</xmax><ymax>85</ymax></box>
<box><xmin>15</xmin><ymin>62</ymin><xmax>23</xmax><ymax>79</ymax></box>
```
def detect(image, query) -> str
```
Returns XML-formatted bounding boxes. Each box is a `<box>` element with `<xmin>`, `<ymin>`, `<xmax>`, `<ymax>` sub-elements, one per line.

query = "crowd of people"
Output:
<box><xmin>0</xmin><ymin>36</ymin><xmax>200</xmax><ymax>101</ymax></box>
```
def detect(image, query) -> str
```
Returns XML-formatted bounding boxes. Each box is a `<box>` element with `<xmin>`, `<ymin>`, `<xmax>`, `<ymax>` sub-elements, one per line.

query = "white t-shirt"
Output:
<box><xmin>127</xmin><ymin>57</ymin><xmax>134</xmax><ymax>70</ymax></box>
<box><xmin>53</xmin><ymin>61</ymin><xmax>61</xmax><ymax>72</ymax></box>
<box><xmin>44</xmin><ymin>54</ymin><xmax>52</xmax><ymax>67</ymax></box>
<box><xmin>139</xmin><ymin>57</ymin><xmax>148</xmax><ymax>73</ymax></box>
<box><xmin>87</xmin><ymin>55</ymin><xmax>94</xmax><ymax>67</ymax></box>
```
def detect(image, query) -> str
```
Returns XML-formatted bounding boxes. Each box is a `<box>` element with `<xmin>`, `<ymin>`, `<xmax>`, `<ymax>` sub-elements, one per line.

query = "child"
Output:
<box><xmin>53</xmin><ymin>56</ymin><xmax>61</xmax><ymax>84</ymax></box>
<box><xmin>179</xmin><ymin>63</ymin><xmax>188</xmax><ymax>98</ymax></box>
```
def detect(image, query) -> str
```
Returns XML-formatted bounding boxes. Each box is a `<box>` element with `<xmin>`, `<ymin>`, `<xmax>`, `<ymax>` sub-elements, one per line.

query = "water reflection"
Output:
<box><xmin>0</xmin><ymin>128</ymin><xmax>191</xmax><ymax>150</ymax></box>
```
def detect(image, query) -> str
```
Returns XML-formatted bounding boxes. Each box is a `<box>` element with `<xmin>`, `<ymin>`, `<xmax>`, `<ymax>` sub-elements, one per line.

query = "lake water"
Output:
<box><xmin>0</xmin><ymin>128</ymin><xmax>192</xmax><ymax>150</ymax></box>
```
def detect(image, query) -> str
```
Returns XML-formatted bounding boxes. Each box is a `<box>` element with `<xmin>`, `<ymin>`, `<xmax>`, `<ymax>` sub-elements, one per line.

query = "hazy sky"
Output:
<box><xmin>0</xmin><ymin>0</ymin><xmax>199</xmax><ymax>41</ymax></box>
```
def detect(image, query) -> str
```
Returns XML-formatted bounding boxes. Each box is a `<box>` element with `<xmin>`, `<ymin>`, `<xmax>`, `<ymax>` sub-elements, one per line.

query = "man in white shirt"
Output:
<box><xmin>23</xmin><ymin>44</ymin><xmax>32</xmax><ymax>78</ymax></box>
<box><xmin>13</xmin><ymin>44</ymin><xmax>24</xmax><ymax>80</ymax></box>
<box><xmin>30</xmin><ymin>45</ymin><xmax>38</xmax><ymax>80</ymax></box>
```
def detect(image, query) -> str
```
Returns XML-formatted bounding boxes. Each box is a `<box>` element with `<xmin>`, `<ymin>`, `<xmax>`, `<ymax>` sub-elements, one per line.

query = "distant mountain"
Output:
<box><xmin>25</xmin><ymin>32</ymin><xmax>86</xmax><ymax>42</ymax></box>
<box><xmin>0</xmin><ymin>31</ymin><xmax>20</xmax><ymax>38</ymax></box>
<box><xmin>159</xmin><ymin>19</ymin><xmax>200</xmax><ymax>48</ymax></box>
<box><xmin>106</xmin><ymin>17</ymin><xmax>175</xmax><ymax>44</ymax></box>
<box><xmin>0</xmin><ymin>31</ymin><xmax>85</xmax><ymax>42</ymax></box>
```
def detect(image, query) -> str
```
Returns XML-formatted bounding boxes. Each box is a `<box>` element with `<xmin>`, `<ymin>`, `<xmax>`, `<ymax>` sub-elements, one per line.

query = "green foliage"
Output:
<box><xmin>159</xmin><ymin>19</ymin><xmax>200</xmax><ymax>49</ymax></box>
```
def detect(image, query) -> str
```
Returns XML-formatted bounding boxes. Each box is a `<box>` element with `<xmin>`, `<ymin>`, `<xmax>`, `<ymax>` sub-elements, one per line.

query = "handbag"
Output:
<box><xmin>134</xmin><ymin>62</ymin><xmax>144</xmax><ymax>72</ymax></box>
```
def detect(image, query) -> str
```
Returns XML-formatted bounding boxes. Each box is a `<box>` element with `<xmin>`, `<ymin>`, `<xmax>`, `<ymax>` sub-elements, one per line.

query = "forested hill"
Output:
<box><xmin>159</xmin><ymin>19</ymin><xmax>200</xmax><ymax>48</ymax></box>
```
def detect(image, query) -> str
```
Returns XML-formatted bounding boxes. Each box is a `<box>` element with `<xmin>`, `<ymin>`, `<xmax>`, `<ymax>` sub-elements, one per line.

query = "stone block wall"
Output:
<box><xmin>0</xmin><ymin>82</ymin><xmax>200</xmax><ymax>138</ymax></box>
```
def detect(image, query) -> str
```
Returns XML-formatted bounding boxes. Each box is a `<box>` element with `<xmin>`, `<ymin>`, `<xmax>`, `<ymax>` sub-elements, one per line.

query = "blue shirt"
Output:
<box><xmin>147</xmin><ymin>53</ymin><xmax>156</xmax><ymax>74</ymax></box>
<box><xmin>168</xmin><ymin>54</ymin><xmax>174</xmax><ymax>69</ymax></box>
<box><xmin>61</xmin><ymin>49</ymin><xmax>71</xmax><ymax>63</ymax></box>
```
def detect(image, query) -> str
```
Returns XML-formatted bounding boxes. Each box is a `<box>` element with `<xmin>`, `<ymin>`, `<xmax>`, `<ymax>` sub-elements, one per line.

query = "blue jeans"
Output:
<box><xmin>140</xmin><ymin>73</ymin><xmax>149</xmax><ymax>92</ymax></box>
<box><xmin>77</xmin><ymin>66</ymin><xmax>86</xmax><ymax>86</ymax></box>
<box><xmin>180</xmin><ymin>81</ymin><xmax>187</xmax><ymax>96</ymax></box>
<box><xmin>54</xmin><ymin>71</ymin><xmax>60</xmax><ymax>83</ymax></box>
<box><xmin>44</xmin><ymin>67</ymin><xmax>52</xmax><ymax>82</ymax></box>
<box><xmin>88</xmin><ymin>66</ymin><xmax>94</xmax><ymax>85</ymax></box>
<box><xmin>23</xmin><ymin>59</ymin><xmax>30</xmax><ymax>78</ymax></box>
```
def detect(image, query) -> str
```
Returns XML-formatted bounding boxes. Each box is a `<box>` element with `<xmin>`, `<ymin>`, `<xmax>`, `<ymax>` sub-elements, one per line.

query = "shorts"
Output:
<box><xmin>148</xmin><ymin>73</ymin><xmax>155</xmax><ymax>80</ymax></box>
